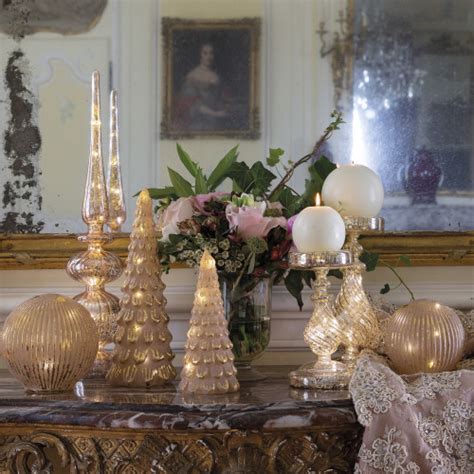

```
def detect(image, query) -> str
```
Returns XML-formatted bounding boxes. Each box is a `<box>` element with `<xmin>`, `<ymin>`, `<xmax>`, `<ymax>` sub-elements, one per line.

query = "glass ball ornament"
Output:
<box><xmin>384</xmin><ymin>299</ymin><xmax>465</xmax><ymax>374</ymax></box>
<box><xmin>2</xmin><ymin>294</ymin><xmax>99</xmax><ymax>393</ymax></box>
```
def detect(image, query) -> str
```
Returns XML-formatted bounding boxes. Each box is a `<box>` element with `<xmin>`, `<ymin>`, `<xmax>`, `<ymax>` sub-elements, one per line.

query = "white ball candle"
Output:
<box><xmin>292</xmin><ymin>194</ymin><xmax>346</xmax><ymax>252</ymax></box>
<box><xmin>322</xmin><ymin>164</ymin><xmax>384</xmax><ymax>217</ymax></box>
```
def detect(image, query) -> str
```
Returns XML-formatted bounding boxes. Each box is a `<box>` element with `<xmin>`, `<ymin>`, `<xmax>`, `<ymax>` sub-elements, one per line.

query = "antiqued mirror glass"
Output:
<box><xmin>315</xmin><ymin>0</ymin><xmax>474</xmax><ymax>231</ymax></box>
<box><xmin>0</xmin><ymin>0</ymin><xmax>472</xmax><ymax>235</ymax></box>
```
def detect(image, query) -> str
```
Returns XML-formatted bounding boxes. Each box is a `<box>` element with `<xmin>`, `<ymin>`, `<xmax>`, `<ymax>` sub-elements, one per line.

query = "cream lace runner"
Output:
<box><xmin>349</xmin><ymin>351</ymin><xmax>473</xmax><ymax>473</ymax></box>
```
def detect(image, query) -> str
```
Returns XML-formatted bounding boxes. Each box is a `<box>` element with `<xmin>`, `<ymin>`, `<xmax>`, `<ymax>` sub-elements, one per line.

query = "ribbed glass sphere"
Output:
<box><xmin>2</xmin><ymin>294</ymin><xmax>99</xmax><ymax>392</ymax></box>
<box><xmin>384</xmin><ymin>299</ymin><xmax>465</xmax><ymax>374</ymax></box>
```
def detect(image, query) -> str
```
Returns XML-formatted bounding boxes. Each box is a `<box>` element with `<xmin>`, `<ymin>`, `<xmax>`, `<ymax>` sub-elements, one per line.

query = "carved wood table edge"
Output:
<box><xmin>0</xmin><ymin>367</ymin><xmax>362</xmax><ymax>473</ymax></box>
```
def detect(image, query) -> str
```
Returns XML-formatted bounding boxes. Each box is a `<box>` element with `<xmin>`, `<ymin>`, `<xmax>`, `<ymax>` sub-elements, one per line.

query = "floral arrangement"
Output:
<box><xmin>150</xmin><ymin>112</ymin><xmax>348</xmax><ymax>310</ymax></box>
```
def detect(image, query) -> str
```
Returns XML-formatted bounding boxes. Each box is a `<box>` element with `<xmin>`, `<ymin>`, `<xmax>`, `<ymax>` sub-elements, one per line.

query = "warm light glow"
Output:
<box><xmin>434</xmin><ymin>331</ymin><xmax>440</xmax><ymax>337</ymax></box>
<box><xmin>315</xmin><ymin>193</ymin><xmax>321</xmax><ymax>207</ymax></box>
<box><xmin>201</xmin><ymin>250</ymin><xmax>216</xmax><ymax>270</ymax></box>
<box><xmin>435</xmin><ymin>303</ymin><xmax>440</xmax><ymax>309</ymax></box>
<box><xmin>428</xmin><ymin>360</ymin><xmax>435</xmax><ymax>369</ymax></box>
<box><xmin>336</xmin><ymin>163</ymin><xmax>340</xmax><ymax>168</ymax></box>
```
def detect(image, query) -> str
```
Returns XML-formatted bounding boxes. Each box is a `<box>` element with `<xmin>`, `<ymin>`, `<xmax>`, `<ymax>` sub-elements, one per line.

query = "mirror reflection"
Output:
<box><xmin>0</xmin><ymin>0</ymin><xmax>472</xmax><ymax>233</ymax></box>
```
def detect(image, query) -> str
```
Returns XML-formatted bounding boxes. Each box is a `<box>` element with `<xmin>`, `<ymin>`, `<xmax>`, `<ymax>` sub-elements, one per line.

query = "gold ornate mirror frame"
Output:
<box><xmin>0</xmin><ymin>232</ymin><xmax>473</xmax><ymax>269</ymax></box>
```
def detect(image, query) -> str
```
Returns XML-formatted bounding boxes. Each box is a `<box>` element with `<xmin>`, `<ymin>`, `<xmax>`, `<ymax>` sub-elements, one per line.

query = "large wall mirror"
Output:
<box><xmin>0</xmin><ymin>0</ymin><xmax>472</xmax><ymax>268</ymax></box>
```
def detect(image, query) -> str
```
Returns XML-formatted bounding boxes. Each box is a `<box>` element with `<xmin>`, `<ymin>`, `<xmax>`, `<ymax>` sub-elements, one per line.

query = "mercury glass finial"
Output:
<box><xmin>107</xmin><ymin>89</ymin><xmax>126</xmax><ymax>232</ymax></box>
<box><xmin>82</xmin><ymin>70</ymin><xmax>108</xmax><ymax>233</ymax></box>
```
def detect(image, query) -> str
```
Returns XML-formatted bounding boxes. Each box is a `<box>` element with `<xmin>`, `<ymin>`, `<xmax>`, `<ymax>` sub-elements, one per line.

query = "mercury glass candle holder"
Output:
<box><xmin>106</xmin><ymin>89</ymin><xmax>126</xmax><ymax>233</ymax></box>
<box><xmin>67</xmin><ymin>71</ymin><xmax>124</xmax><ymax>378</ymax></box>
<box><xmin>335</xmin><ymin>216</ymin><xmax>384</xmax><ymax>369</ymax></box>
<box><xmin>288</xmin><ymin>250</ymin><xmax>353</xmax><ymax>390</ymax></box>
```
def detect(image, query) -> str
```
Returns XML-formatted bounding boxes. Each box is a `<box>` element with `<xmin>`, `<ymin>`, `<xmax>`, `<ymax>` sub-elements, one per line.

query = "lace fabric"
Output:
<box><xmin>349</xmin><ymin>351</ymin><xmax>473</xmax><ymax>473</ymax></box>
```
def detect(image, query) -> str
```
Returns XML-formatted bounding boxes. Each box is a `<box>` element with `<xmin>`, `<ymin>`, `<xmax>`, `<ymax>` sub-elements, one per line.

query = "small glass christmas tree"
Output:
<box><xmin>107</xmin><ymin>189</ymin><xmax>176</xmax><ymax>387</ymax></box>
<box><xmin>180</xmin><ymin>250</ymin><xmax>239</xmax><ymax>394</ymax></box>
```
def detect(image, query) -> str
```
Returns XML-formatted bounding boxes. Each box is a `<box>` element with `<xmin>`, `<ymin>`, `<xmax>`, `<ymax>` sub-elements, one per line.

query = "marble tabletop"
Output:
<box><xmin>0</xmin><ymin>367</ymin><xmax>357</xmax><ymax>431</ymax></box>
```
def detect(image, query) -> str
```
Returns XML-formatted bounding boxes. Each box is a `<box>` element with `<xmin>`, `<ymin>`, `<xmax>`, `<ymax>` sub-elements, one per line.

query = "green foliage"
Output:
<box><xmin>195</xmin><ymin>168</ymin><xmax>209</xmax><ymax>194</ymax></box>
<box><xmin>266</xmin><ymin>147</ymin><xmax>285</xmax><ymax>167</ymax></box>
<box><xmin>207</xmin><ymin>145</ymin><xmax>239</xmax><ymax>190</ymax></box>
<box><xmin>360</xmin><ymin>250</ymin><xmax>379</xmax><ymax>272</ymax></box>
<box><xmin>285</xmin><ymin>270</ymin><xmax>305</xmax><ymax>310</ymax></box>
<box><xmin>271</xmin><ymin>187</ymin><xmax>302</xmax><ymax>217</ymax></box>
<box><xmin>168</xmin><ymin>168</ymin><xmax>194</xmax><ymax>197</ymax></box>
<box><xmin>249</xmin><ymin>162</ymin><xmax>277</xmax><ymax>196</ymax></box>
<box><xmin>176</xmin><ymin>144</ymin><xmax>199</xmax><ymax>177</ymax></box>
<box><xmin>303</xmin><ymin>155</ymin><xmax>337</xmax><ymax>202</ymax></box>
<box><xmin>227</xmin><ymin>161</ymin><xmax>276</xmax><ymax>196</ymax></box>
<box><xmin>143</xmin><ymin>187</ymin><xmax>177</xmax><ymax>199</ymax></box>
<box><xmin>399</xmin><ymin>255</ymin><xmax>412</xmax><ymax>266</ymax></box>
<box><xmin>228</xmin><ymin>162</ymin><xmax>253</xmax><ymax>192</ymax></box>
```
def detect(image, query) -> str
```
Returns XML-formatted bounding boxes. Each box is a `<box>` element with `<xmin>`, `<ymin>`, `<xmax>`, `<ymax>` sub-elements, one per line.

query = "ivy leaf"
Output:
<box><xmin>303</xmin><ymin>155</ymin><xmax>337</xmax><ymax>202</ymax></box>
<box><xmin>380</xmin><ymin>283</ymin><xmax>391</xmax><ymax>294</ymax></box>
<box><xmin>399</xmin><ymin>255</ymin><xmax>412</xmax><ymax>266</ymax></box>
<box><xmin>360</xmin><ymin>250</ymin><xmax>379</xmax><ymax>272</ymax></box>
<box><xmin>303</xmin><ymin>173</ymin><xmax>324</xmax><ymax>202</ymax></box>
<box><xmin>195</xmin><ymin>168</ymin><xmax>209</xmax><ymax>194</ymax></box>
<box><xmin>266</xmin><ymin>147</ymin><xmax>284</xmax><ymax>167</ymax></box>
<box><xmin>271</xmin><ymin>187</ymin><xmax>296</xmax><ymax>216</ymax></box>
<box><xmin>168</xmin><ymin>168</ymin><xmax>194</xmax><ymax>197</ymax></box>
<box><xmin>229</xmin><ymin>162</ymin><xmax>253</xmax><ymax>193</ymax></box>
<box><xmin>312</xmin><ymin>155</ymin><xmax>337</xmax><ymax>181</ymax></box>
<box><xmin>176</xmin><ymin>144</ymin><xmax>198</xmax><ymax>177</ymax></box>
<box><xmin>207</xmin><ymin>145</ymin><xmax>239</xmax><ymax>190</ymax></box>
<box><xmin>302</xmin><ymin>270</ymin><xmax>315</xmax><ymax>288</ymax></box>
<box><xmin>285</xmin><ymin>270</ymin><xmax>304</xmax><ymax>310</ymax></box>
<box><xmin>250</xmin><ymin>161</ymin><xmax>276</xmax><ymax>196</ymax></box>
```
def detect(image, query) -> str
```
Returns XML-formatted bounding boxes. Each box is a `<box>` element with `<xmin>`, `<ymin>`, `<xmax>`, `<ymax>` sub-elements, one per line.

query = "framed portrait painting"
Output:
<box><xmin>161</xmin><ymin>18</ymin><xmax>261</xmax><ymax>139</ymax></box>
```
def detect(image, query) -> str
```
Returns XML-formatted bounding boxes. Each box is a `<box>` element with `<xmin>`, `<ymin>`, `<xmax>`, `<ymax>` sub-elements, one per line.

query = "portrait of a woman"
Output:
<box><xmin>161</xmin><ymin>18</ymin><xmax>260</xmax><ymax>139</ymax></box>
<box><xmin>173</xmin><ymin>42</ymin><xmax>229</xmax><ymax>131</ymax></box>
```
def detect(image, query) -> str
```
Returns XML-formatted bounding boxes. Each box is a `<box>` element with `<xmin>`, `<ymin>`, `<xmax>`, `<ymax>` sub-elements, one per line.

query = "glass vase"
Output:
<box><xmin>219</xmin><ymin>274</ymin><xmax>272</xmax><ymax>381</ymax></box>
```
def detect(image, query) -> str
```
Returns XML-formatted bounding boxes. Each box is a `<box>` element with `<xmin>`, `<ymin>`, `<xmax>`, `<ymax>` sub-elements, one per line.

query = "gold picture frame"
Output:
<box><xmin>160</xmin><ymin>17</ymin><xmax>261</xmax><ymax>140</ymax></box>
<box><xmin>0</xmin><ymin>232</ymin><xmax>473</xmax><ymax>270</ymax></box>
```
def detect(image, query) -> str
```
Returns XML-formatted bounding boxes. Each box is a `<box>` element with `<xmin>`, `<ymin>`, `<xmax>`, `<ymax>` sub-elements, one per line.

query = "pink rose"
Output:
<box><xmin>192</xmin><ymin>192</ymin><xmax>228</xmax><ymax>215</ymax></box>
<box><xmin>158</xmin><ymin>197</ymin><xmax>194</xmax><ymax>240</ymax></box>
<box><xmin>225</xmin><ymin>203</ymin><xmax>287</xmax><ymax>239</ymax></box>
<box><xmin>287</xmin><ymin>214</ymin><xmax>298</xmax><ymax>235</ymax></box>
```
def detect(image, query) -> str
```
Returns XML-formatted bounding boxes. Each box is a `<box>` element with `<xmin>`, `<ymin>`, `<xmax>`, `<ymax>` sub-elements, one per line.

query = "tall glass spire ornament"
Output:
<box><xmin>107</xmin><ymin>189</ymin><xmax>176</xmax><ymax>387</ymax></box>
<box><xmin>106</xmin><ymin>90</ymin><xmax>126</xmax><ymax>233</ymax></box>
<box><xmin>180</xmin><ymin>250</ymin><xmax>239</xmax><ymax>395</ymax></box>
<box><xmin>67</xmin><ymin>71</ymin><xmax>124</xmax><ymax>378</ymax></box>
<box><xmin>335</xmin><ymin>216</ymin><xmax>384</xmax><ymax>367</ymax></box>
<box><xmin>288</xmin><ymin>251</ymin><xmax>352</xmax><ymax>390</ymax></box>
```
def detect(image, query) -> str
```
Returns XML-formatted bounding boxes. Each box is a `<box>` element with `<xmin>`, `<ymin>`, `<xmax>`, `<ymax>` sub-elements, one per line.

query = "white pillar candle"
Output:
<box><xmin>292</xmin><ymin>194</ymin><xmax>346</xmax><ymax>252</ymax></box>
<box><xmin>321</xmin><ymin>164</ymin><xmax>384</xmax><ymax>217</ymax></box>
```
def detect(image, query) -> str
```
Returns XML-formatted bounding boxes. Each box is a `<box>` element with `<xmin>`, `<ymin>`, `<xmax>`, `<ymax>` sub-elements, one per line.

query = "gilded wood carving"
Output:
<box><xmin>0</xmin><ymin>425</ymin><xmax>362</xmax><ymax>473</ymax></box>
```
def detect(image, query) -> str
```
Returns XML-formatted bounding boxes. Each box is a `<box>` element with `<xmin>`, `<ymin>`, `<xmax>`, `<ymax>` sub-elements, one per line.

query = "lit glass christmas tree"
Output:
<box><xmin>107</xmin><ymin>189</ymin><xmax>176</xmax><ymax>387</ymax></box>
<box><xmin>180</xmin><ymin>250</ymin><xmax>239</xmax><ymax>394</ymax></box>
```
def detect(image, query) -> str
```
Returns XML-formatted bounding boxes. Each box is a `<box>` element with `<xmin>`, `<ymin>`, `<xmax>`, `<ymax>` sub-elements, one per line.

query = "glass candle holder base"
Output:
<box><xmin>340</xmin><ymin>345</ymin><xmax>359</xmax><ymax>372</ymax></box>
<box><xmin>235</xmin><ymin>365</ymin><xmax>267</xmax><ymax>382</ymax></box>
<box><xmin>289</xmin><ymin>359</ymin><xmax>350</xmax><ymax>390</ymax></box>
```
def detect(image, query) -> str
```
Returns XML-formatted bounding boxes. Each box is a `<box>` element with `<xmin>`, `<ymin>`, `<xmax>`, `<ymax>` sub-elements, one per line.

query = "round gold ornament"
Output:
<box><xmin>384</xmin><ymin>299</ymin><xmax>465</xmax><ymax>375</ymax></box>
<box><xmin>2</xmin><ymin>294</ymin><xmax>99</xmax><ymax>393</ymax></box>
